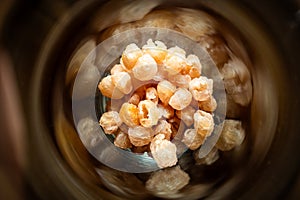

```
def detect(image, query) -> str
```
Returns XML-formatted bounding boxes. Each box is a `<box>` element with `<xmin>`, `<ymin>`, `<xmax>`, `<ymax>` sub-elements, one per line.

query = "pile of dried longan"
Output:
<box><xmin>98</xmin><ymin>39</ymin><xmax>216</xmax><ymax>168</ymax></box>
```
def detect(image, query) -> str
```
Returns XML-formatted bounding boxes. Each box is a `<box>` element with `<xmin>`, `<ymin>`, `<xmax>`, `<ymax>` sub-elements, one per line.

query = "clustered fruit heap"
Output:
<box><xmin>98</xmin><ymin>39</ymin><xmax>217</xmax><ymax>168</ymax></box>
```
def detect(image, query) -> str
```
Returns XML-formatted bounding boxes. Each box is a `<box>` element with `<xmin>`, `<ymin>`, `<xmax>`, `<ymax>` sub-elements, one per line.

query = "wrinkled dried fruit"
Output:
<box><xmin>186</xmin><ymin>54</ymin><xmax>202</xmax><ymax>78</ymax></box>
<box><xmin>221</xmin><ymin>57</ymin><xmax>252</xmax><ymax>106</ymax></box>
<box><xmin>98</xmin><ymin>75</ymin><xmax>124</xmax><ymax>99</ymax></box>
<box><xmin>169</xmin><ymin>74</ymin><xmax>191</xmax><ymax>88</ymax></box>
<box><xmin>189</xmin><ymin>76</ymin><xmax>213</xmax><ymax>101</ymax></box>
<box><xmin>99</xmin><ymin>111</ymin><xmax>122</xmax><ymax>134</ymax></box>
<box><xmin>114</xmin><ymin>130</ymin><xmax>132</xmax><ymax>149</ymax></box>
<box><xmin>138</xmin><ymin>100</ymin><xmax>161</xmax><ymax>128</ymax></box>
<box><xmin>182</xmin><ymin>129</ymin><xmax>204</xmax><ymax>150</ymax></box>
<box><xmin>194</xmin><ymin>110</ymin><xmax>214</xmax><ymax>138</ymax></box>
<box><xmin>111</xmin><ymin>72</ymin><xmax>133</xmax><ymax>94</ymax></box>
<box><xmin>146</xmin><ymin>87</ymin><xmax>158</xmax><ymax>104</ymax></box>
<box><xmin>128</xmin><ymin>93</ymin><xmax>141</xmax><ymax>106</ymax></box>
<box><xmin>110</xmin><ymin>64</ymin><xmax>126</xmax><ymax>75</ymax></box>
<box><xmin>119</xmin><ymin>103</ymin><xmax>139</xmax><ymax>127</ymax></box>
<box><xmin>132</xmin><ymin>54</ymin><xmax>158</xmax><ymax>81</ymax></box>
<box><xmin>198</xmin><ymin>95</ymin><xmax>217</xmax><ymax>112</ymax></box>
<box><xmin>128</xmin><ymin>126</ymin><xmax>153</xmax><ymax>147</ymax></box>
<box><xmin>145</xmin><ymin>166</ymin><xmax>190</xmax><ymax>194</ymax></box>
<box><xmin>150</xmin><ymin>134</ymin><xmax>177</xmax><ymax>168</ymax></box>
<box><xmin>216</xmin><ymin>119</ymin><xmax>245</xmax><ymax>151</ymax></box>
<box><xmin>142</xmin><ymin>39</ymin><xmax>167</xmax><ymax>64</ymax></box>
<box><xmin>121</xmin><ymin>43</ymin><xmax>143</xmax><ymax>70</ymax></box>
<box><xmin>169</xmin><ymin>88</ymin><xmax>192</xmax><ymax>110</ymax></box>
<box><xmin>157</xmin><ymin>80</ymin><xmax>177</xmax><ymax>105</ymax></box>
<box><xmin>176</xmin><ymin>106</ymin><xmax>196</xmax><ymax>127</ymax></box>
<box><xmin>157</xmin><ymin>103</ymin><xmax>174</xmax><ymax>119</ymax></box>
<box><xmin>154</xmin><ymin>120</ymin><xmax>172</xmax><ymax>140</ymax></box>
<box><xmin>164</xmin><ymin>53</ymin><xmax>187</xmax><ymax>75</ymax></box>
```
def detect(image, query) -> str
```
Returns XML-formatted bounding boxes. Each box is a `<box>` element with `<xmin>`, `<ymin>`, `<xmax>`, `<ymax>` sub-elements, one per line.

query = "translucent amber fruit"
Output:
<box><xmin>99</xmin><ymin>111</ymin><xmax>122</xmax><ymax>134</ymax></box>
<box><xmin>194</xmin><ymin>110</ymin><xmax>214</xmax><ymax>138</ymax></box>
<box><xmin>142</xmin><ymin>39</ymin><xmax>167</xmax><ymax>64</ymax></box>
<box><xmin>114</xmin><ymin>130</ymin><xmax>132</xmax><ymax>149</ymax></box>
<box><xmin>169</xmin><ymin>88</ymin><xmax>192</xmax><ymax>110</ymax></box>
<box><xmin>182</xmin><ymin>129</ymin><xmax>205</xmax><ymax>150</ymax></box>
<box><xmin>132</xmin><ymin>54</ymin><xmax>158</xmax><ymax>81</ymax></box>
<box><xmin>138</xmin><ymin>100</ymin><xmax>160</xmax><ymax>128</ymax></box>
<box><xmin>111</xmin><ymin>72</ymin><xmax>133</xmax><ymax>94</ymax></box>
<box><xmin>98</xmin><ymin>75</ymin><xmax>124</xmax><ymax>99</ymax></box>
<box><xmin>176</xmin><ymin>106</ymin><xmax>196</xmax><ymax>127</ymax></box>
<box><xmin>145</xmin><ymin>166</ymin><xmax>190</xmax><ymax>194</ymax></box>
<box><xmin>119</xmin><ymin>103</ymin><xmax>139</xmax><ymax>127</ymax></box>
<box><xmin>121</xmin><ymin>43</ymin><xmax>143</xmax><ymax>70</ymax></box>
<box><xmin>128</xmin><ymin>126</ymin><xmax>153</xmax><ymax>147</ymax></box>
<box><xmin>216</xmin><ymin>119</ymin><xmax>245</xmax><ymax>151</ymax></box>
<box><xmin>189</xmin><ymin>76</ymin><xmax>213</xmax><ymax>101</ymax></box>
<box><xmin>157</xmin><ymin>80</ymin><xmax>176</xmax><ymax>105</ymax></box>
<box><xmin>150</xmin><ymin>134</ymin><xmax>177</xmax><ymax>168</ymax></box>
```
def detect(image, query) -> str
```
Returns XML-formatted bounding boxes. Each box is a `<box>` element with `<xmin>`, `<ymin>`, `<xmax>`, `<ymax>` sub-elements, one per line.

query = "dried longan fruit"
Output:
<box><xmin>176</xmin><ymin>106</ymin><xmax>196</xmax><ymax>127</ymax></box>
<box><xmin>138</xmin><ymin>100</ymin><xmax>160</xmax><ymax>128</ymax></box>
<box><xmin>114</xmin><ymin>130</ymin><xmax>132</xmax><ymax>149</ymax></box>
<box><xmin>189</xmin><ymin>76</ymin><xmax>213</xmax><ymax>101</ymax></box>
<box><xmin>119</xmin><ymin>103</ymin><xmax>139</xmax><ymax>127</ymax></box>
<box><xmin>98</xmin><ymin>75</ymin><xmax>124</xmax><ymax>99</ymax></box>
<box><xmin>111</xmin><ymin>72</ymin><xmax>133</xmax><ymax>94</ymax></box>
<box><xmin>145</xmin><ymin>166</ymin><xmax>190</xmax><ymax>194</ymax></box>
<box><xmin>157</xmin><ymin>103</ymin><xmax>174</xmax><ymax>119</ymax></box>
<box><xmin>194</xmin><ymin>110</ymin><xmax>214</xmax><ymax>138</ymax></box>
<box><xmin>128</xmin><ymin>93</ymin><xmax>141</xmax><ymax>106</ymax></box>
<box><xmin>121</xmin><ymin>43</ymin><xmax>143</xmax><ymax>70</ymax></box>
<box><xmin>198</xmin><ymin>95</ymin><xmax>217</xmax><ymax>112</ymax></box>
<box><xmin>182</xmin><ymin>129</ymin><xmax>204</xmax><ymax>150</ymax></box>
<box><xmin>152</xmin><ymin>64</ymin><xmax>169</xmax><ymax>82</ymax></box>
<box><xmin>153</xmin><ymin>120</ymin><xmax>172</xmax><ymax>140</ymax></box>
<box><xmin>110</xmin><ymin>64</ymin><xmax>127</xmax><ymax>75</ymax></box>
<box><xmin>128</xmin><ymin>126</ymin><xmax>153</xmax><ymax>147</ymax></box>
<box><xmin>169</xmin><ymin>88</ymin><xmax>192</xmax><ymax>110</ymax></box>
<box><xmin>164</xmin><ymin>53</ymin><xmax>188</xmax><ymax>75</ymax></box>
<box><xmin>99</xmin><ymin>111</ymin><xmax>122</xmax><ymax>134</ymax></box>
<box><xmin>132</xmin><ymin>54</ymin><xmax>158</xmax><ymax>81</ymax></box>
<box><xmin>186</xmin><ymin>54</ymin><xmax>202</xmax><ymax>78</ymax></box>
<box><xmin>142</xmin><ymin>39</ymin><xmax>167</xmax><ymax>64</ymax></box>
<box><xmin>221</xmin><ymin>57</ymin><xmax>252</xmax><ymax>106</ymax></box>
<box><xmin>146</xmin><ymin>87</ymin><xmax>158</xmax><ymax>104</ymax></box>
<box><xmin>150</xmin><ymin>134</ymin><xmax>178</xmax><ymax>168</ymax></box>
<box><xmin>215</xmin><ymin>119</ymin><xmax>245</xmax><ymax>151</ymax></box>
<box><xmin>169</xmin><ymin>74</ymin><xmax>191</xmax><ymax>89</ymax></box>
<box><xmin>157</xmin><ymin>80</ymin><xmax>176</xmax><ymax>105</ymax></box>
